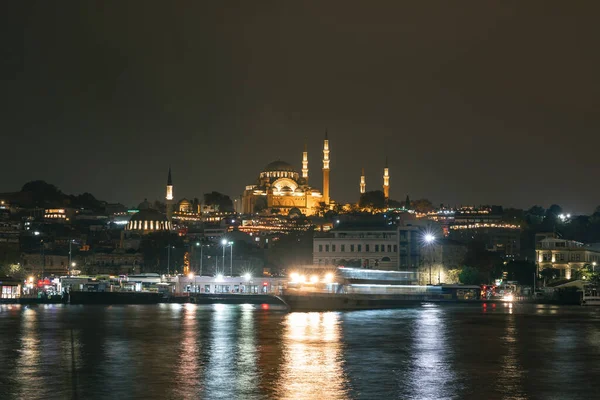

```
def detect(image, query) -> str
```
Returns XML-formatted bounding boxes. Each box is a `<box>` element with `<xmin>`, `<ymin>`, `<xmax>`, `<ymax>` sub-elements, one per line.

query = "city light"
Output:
<box><xmin>290</xmin><ymin>272</ymin><xmax>300</xmax><ymax>283</ymax></box>
<box><xmin>310</xmin><ymin>275</ymin><xmax>319</xmax><ymax>284</ymax></box>
<box><xmin>188</xmin><ymin>272</ymin><xmax>194</xmax><ymax>280</ymax></box>
<box><xmin>424</xmin><ymin>233</ymin><xmax>435</xmax><ymax>243</ymax></box>
<box><xmin>324</xmin><ymin>273</ymin><xmax>334</xmax><ymax>283</ymax></box>
<box><xmin>71</xmin><ymin>262</ymin><xmax>76</xmax><ymax>267</ymax></box>
<box><xmin>33</xmin><ymin>231</ymin><xmax>40</xmax><ymax>236</ymax></box>
<box><xmin>215</xmin><ymin>274</ymin><xmax>224</xmax><ymax>282</ymax></box>
<box><xmin>221</xmin><ymin>238</ymin><xmax>227</xmax><ymax>245</ymax></box>
<box><xmin>243</xmin><ymin>273</ymin><xmax>252</xmax><ymax>281</ymax></box>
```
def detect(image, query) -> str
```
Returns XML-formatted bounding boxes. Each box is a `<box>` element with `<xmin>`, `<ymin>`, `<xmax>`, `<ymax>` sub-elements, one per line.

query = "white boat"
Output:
<box><xmin>582</xmin><ymin>285</ymin><xmax>600</xmax><ymax>306</ymax></box>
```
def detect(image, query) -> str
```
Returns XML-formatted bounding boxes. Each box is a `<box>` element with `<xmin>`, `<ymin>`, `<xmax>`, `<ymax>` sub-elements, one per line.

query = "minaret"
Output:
<box><xmin>302</xmin><ymin>143</ymin><xmax>308</xmax><ymax>183</ymax></box>
<box><xmin>383</xmin><ymin>157</ymin><xmax>389</xmax><ymax>200</ymax></box>
<box><xmin>166</xmin><ymin>167</ymin><xmax>174</xmax><ymax>223</ymax></box>
<box><xmin>322</xmin><ymin>130</ymin><xmax>330</xmax><ymax>205</ymax></box>
<box><xmin>360</xmin><ymin>167</ymin><xmax>366</xmax><ymax>194</ymax></box>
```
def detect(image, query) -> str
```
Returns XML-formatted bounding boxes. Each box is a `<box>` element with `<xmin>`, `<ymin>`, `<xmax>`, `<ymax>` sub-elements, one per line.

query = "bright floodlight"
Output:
<box><xmin>221</xmin><ymin>239</ymin><xmax>227</xmax><ymax>245</ymax></box>
<box><xmin>310</xmin><ymin>275</ymin><xmax>319</xmax><ymax>284</ymax></box>
<box><xmin>424</xmin><ymin>233</ymin><xmax>435</xmax><ymax>243</ymax></box>
<box><xmin>290</xmin><ymin>272</ymin><xmax>300</xmax><ymax>283</ymax></box>
<box><xmin>188</xmin><ymin>272</ymin><xmax>194</xmax><ymax>280</ymax></box>
<box><xmin>216</xmin><ymin>273</ymin><xmax>224</xmax><ymax>282</ymax></box>
<box><xmin>243</xmin><ymin>273</ymin><xmax>251</xmax><ymax>281</ymax></box>
<box><xmin>324</xmin><ymin>273</ymin><xmax>334</xmax><ymax>283</ymax></box>
<box><xmin>71</xmin><ymin>262</ymin><xmax>76</xmax><ymax>267</ymax></box>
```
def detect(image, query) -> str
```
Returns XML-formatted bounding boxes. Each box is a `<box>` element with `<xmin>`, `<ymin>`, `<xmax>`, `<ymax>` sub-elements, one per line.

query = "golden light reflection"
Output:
<box><xmin>496</xmin><ymin>313</ymin><xmax>525</xmax><ymax>396</ymax></box>
<box><xmin>279</xmin><ymin>312</ymin><xmax>348</xmax><ymax>400</ymax></box>
<box><xmin>176</xmin><ymin>303</ymin><xmax>201</xmax><ymax>397</ymax></box>
<box><xmin>14</xmin><ymin>307</ymin><xmax>42</xmax><ymax>398</ymax></box>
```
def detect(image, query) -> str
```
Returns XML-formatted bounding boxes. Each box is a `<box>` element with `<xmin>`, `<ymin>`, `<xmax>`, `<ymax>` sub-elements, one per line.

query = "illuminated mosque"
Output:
<box><xmin>241</xmin><ymin>133</ymin><xmax>391</xmax><ymax>216</ymax></box>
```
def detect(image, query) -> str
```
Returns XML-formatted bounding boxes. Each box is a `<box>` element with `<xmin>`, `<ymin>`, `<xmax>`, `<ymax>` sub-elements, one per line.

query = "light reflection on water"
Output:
<box><xmin>278</xmin><ymin>312</ymin><xmax>348</xmax><ymax>400</ymax></box>
<box><xmin>2</xmin><ymin>304</ymin><xmax>600</xmax><ymax>399</ymax></box>
<box><xmin>410</xmin><ymin>306</ymin><xmax>456</xmax><ymax>400</ymax></box>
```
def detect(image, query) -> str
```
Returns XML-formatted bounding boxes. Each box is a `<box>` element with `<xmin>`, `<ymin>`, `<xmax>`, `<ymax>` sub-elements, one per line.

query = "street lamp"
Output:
<box><xmin>423</xmin><ymin>233</ymin><xmax>436</xmax><ymax>285</ymax></box>
<box><xmin>221</xmin><ymin>239</ymin><xmax>227</xmax><ymax>275</ymax></box>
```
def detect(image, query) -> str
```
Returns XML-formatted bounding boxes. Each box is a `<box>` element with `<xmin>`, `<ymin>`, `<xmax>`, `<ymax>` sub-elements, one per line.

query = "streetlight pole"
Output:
<box><xmin>221</xmin><ymin>238</ymin><xmax>228</xmax><ymax>275</ymax></box>
<box><xmin>200</xmin><ymin>244</ymin><xmax>203</xmax><ymax>276</ymax></box>
<box><xmin>167</xmin><ymin>245</ymin><xmax>171</xmax><ymax>276</ymax></box>
<box><xmin>229</xmin><ymin>241</ymin><xmax>233</xmax><ymax>277</ymax></box>
<box><xmin>423</xmin><ymin>233</ymin><xmax>435</xmax><ymax>285</ymax></box>
<box><xmin>69</xmin><ymin>239</ymin><xmax>72</xmax><ymax>276</ymax></box>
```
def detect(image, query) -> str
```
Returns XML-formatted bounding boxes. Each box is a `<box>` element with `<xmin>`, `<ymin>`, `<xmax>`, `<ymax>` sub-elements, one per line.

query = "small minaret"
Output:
<box><xmin>302</xmin><ymin>143</ymin><xmax>309</xmax><ymax>183</ymax></box>
<box><xmin>383</xmin><ymin>157</ymin><xmax>389</xmax><ymax>200</ymax></box>
<box><xmin>360</xmin><ymin>167</ymin><xmax>366</xmax><ymax>194</ymax></box>
<box><xmin>166</xmin><ymin>167</ymin><xmax>174</xmax><ymax>223</ymax></box>
<box><xmin>322</xmin><ymin>130</ymin><xmax>330</xmax><ymax>204</ymax></box>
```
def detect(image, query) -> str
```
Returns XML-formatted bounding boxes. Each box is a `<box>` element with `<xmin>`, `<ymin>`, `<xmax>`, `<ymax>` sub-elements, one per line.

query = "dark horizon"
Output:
<box><xmin>2</xmin><ymin>2</ymin><xmax>599</xmax><ymax>213</ymax></box>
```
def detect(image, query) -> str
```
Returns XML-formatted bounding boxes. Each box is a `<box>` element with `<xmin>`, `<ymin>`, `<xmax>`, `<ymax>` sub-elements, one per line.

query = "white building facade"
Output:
<box><xmin>313</xmin><ymin>226</ymin><xmax>398</xmax><ymax>270</ymax></box>
<box><xmin>536</xmin><ymin>237</ymin><xmax>600</xmax><ymax>279</ymax></box>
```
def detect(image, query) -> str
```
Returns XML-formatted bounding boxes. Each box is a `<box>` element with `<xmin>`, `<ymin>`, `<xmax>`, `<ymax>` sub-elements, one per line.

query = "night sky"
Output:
<box><xmin>2</xmin><ymin>1</ymin><xmax>599</xmax><ymax>212</ymax></box>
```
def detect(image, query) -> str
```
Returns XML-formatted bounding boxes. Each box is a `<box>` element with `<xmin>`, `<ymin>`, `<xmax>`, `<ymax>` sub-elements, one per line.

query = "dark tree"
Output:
<box><xmin>204</xmin><ymin>192</ymin><xmax>234</xmax><ymax>212</ymax></box>
<box><xmin>546</xmin><ymin>204</ymin><xmax>563</xmax><ymax>218</ymax></box>
<box><xmin>411</xmin><ymin>198</ymin><xmax>434</xmax><ymax>213</ymax></box>
<box><xmin>359</xmin><ymin>190</ymin><xmax>386</xmax><ymax>209</ymax></box>
<box><xmin>458</xmin><ymin>266</ymin><xmax>482</xmax><ymax>285</ymax></box>
<box><xmin>387</xmin><ymin>199</ymin><xmax>402</xmax><ymax>208</ymax></box>
<box><xmin>21</xmin><ymin>180</ymin><xmax>65</xmax><ymax>206</ymax></box>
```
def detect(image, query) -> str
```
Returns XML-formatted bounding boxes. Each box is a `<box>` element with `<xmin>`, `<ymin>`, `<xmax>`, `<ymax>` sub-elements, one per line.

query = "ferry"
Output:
<box><xmin>282</xmin><ymin>267</ymin><xmax>482</xmax><ymax>311</ymax></box>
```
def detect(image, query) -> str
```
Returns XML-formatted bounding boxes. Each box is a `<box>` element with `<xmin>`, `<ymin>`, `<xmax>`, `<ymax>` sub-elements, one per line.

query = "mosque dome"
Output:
<box><xmin>280</xmin><ymin>186</ymin><xmax>293</xmax><ymax>194</ymax></box>
<box><xmin>178</xmin><ymin>198</ymin><xmax>192</xmax><ymax>212</ymax></box>
<box><xmin>126</xmin><ymin>209</ymin><xmax>171</xmax><ymax>232</ymax></box>
<box><xmin>263</xmin><ymin>160</ymin><xmax>296</xmax><ymax>173</ymax></box>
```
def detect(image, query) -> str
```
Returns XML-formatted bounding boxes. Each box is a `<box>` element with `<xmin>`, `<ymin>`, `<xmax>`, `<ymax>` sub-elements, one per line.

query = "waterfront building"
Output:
<box><xmin>313</xmin><ymin>222</ymin><xmax>398</xmax><ymax>269</ymax></box>
<box><xmin>0</xmin><ymin>277</ymin><xmax>21</xmax><ymax>299</ymax></box>
<box><xmin>535</xmin><ymin>233</ymin><xmax>600</xmax><ymax>279</ymax></box>
<box><xmin>21</xmin><ymin>251</ymin><xmax>69</xmax><ymax>277</ymax></box>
